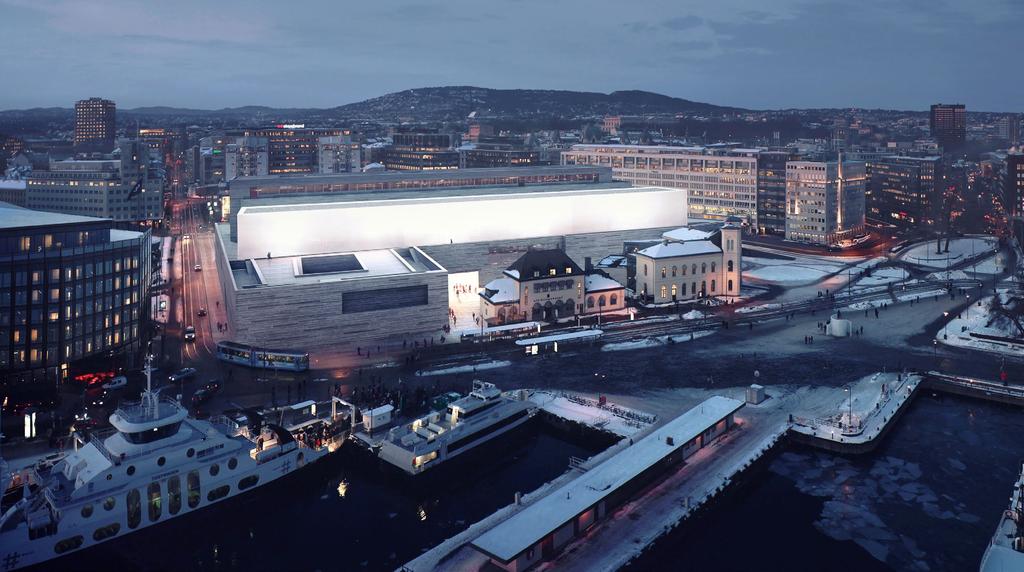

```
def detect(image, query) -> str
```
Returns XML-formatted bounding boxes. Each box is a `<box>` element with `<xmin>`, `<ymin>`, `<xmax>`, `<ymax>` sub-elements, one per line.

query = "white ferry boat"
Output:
<box><xmin>980</xmin><ymin>462</ymin><xmax>1024</xmax><ymax>572</ymax></box>
<box><xmin>378</xmin><ymin>381</ymin><xmax>536</xmax><ymax>475</ymax></box>
<box><xmin>0</xmin><ymin>358</ymin><xmax>347</xmax><ymax>571</ymax></box>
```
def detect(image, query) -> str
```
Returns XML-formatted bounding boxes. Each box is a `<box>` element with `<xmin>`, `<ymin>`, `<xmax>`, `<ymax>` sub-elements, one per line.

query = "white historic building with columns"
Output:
<box><xmin>635</xmin><ymin>224</ymin><xmax>742</xmax><ymax>303</ymax></box>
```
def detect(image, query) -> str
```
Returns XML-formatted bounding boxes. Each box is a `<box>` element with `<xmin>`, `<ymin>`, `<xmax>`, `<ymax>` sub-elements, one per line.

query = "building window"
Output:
<box><xmin>661</xmin><ymin>267</ymin><xmax>667</xmax><ymax>278</ymax></box>
<box><xmin>691</xmin><ymin>264</ymin><xmax>697</xmax><ymax>274</ymax></box>
<box><xmin>598</xmin><ymin>295</ymin><xmax>606</xmax><ymax>307</ymax></box>
<box><xmin>728</xmin><ymin>279</ymin><xmax>734</xmax><ymax>292</ymax></box>
<box><xmin>727</xmin><ymin>260</ymin><xmax>734</xmax><ymax>272</ymax></box>
<box><xmin>701</xmin><ymin>263</ymin><xmax>706</xmax><ymax>273</ymax></box>
<box><xmin>711</xmin><ymin>279</ymin><xmax>716</xmax><ymax>292</ymax></box>
<box><xmin>610</xmin><ymin>294</ymin><xmax>618</xmax><ymax>305</ymax></box>
<box><xmin>671</xmin><ymin>266</ymin><xmax>677</xmax><ymax>277</ymax></box>
<box><xmin>711</xmin><ymin>262</ymin><xmax>716</xmax><ymax>273</ymax></box>
<box><xmin>681</xmin><ymin>265</ymin><xmax>687</xmax><ymax>276</ymax></box>
<box><xmin>564</xmin><ymin>266</ymin><xmax>572</xmax><ymax>274</ymax></box>
<box><xmin>587</xmin><ymin>296</ymin><xmax>595</xmax><ymax>308</ymax></box>
<box><xmin>671</xmin><ymin>284</ymin><xmax>678</xmax><ymax>298</ymax></box>
<box><xmin>660</xmin><ymin>285</ymin><xmax>667</xmax><ymax>299</ymax></box>
<box><xmin>643</xmin><ymin>264</ymin><xmax>648</xmax><ymax>276</ymax></box>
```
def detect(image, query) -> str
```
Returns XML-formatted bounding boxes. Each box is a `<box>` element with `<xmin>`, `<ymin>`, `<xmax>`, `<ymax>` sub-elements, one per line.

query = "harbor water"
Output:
<box><xmin>624</xmin><ymin>394</ymin><xmax>1024</xmax><ymax>571</ymax></box>
<box><xmin>44</xmin><ymin>418</ymin><xmax>615</xmax><ymax>572</ymax></box>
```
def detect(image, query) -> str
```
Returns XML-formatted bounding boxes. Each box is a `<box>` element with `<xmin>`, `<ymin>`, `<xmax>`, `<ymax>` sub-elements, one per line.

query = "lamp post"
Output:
<box><xmin>843</xmin><ymin>384</ymin><xmax>853</xmax><ymax>431</ymax></box>
<box><xmin>943</xmin><ymin>311</ymin><xmax>949</xmax><ymax>340</ymax></box>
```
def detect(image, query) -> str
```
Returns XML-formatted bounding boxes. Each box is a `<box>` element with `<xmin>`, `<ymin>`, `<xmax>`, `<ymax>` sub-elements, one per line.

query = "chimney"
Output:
<box><xmin>584</xmin><ymin>257</ymin><xmax>593</xmax><ymax>272</ymax></box>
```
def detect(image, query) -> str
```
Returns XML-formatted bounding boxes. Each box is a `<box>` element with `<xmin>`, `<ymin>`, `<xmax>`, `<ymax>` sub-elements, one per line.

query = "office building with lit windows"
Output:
<box><xmin>25</xmin><ymin>141</ymin><xmax>163</xmax><ymax>222</ymax></box>
<box><xmin>231</xmin><ymin>126</ymin><xmax>349</xmax><ymax>175</ymax></box>
<box><xmin>225</xmin><ymin>137</ymin><xmax>269</xmax><ymax>180</ymax></box>
<box><xmin>561</xmin><ymin>144</ymin><xmax>759</xmax><ymax>227</ymax></box>
<box><xmin>0</xmin><ymin>203</ymin><xmax>151</xmax><ymax>385</ymax></box>
<box><xmin>74</xmin><ymin>98</ymin><xmax>117</xmax><ymax>153</ymax></box>
<box><xmin>317</xmin><ymin>135</ymin><xmax>361</xmax><ymax>174</ymax></box>
<box><xmin>384</xmin><ymin>131</ymin><xmax>459</xmax><ymax>171</ymax></box>
<box><xmin>785</xmin><ymin>157</ymin><xmax>866</xmax><ymax>246</ymax></box>
<box><xmin>930</xmin><ymin>103</ymin><xmax>966</xmax><ymax>149</ymax></box>
<box><xmin>866</xmin><ymin>155</ymin><xmax>942</xmax><ymax>227</ymax></box>
<box><xmin>756</xmin><ymin>150</ymin><xmax>793</xmax><ymax>234</ymax></box>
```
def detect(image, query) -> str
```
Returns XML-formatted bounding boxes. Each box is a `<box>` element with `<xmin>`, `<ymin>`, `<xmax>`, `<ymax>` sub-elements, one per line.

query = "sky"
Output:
<box><xmin>0</xmin><ymin>0</ymin><xmax>1021</xmax><ymax>112</ymax></box>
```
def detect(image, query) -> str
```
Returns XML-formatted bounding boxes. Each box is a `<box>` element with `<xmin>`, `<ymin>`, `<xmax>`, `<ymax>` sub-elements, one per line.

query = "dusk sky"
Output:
<box><xmin>1</xmin><ymin>0</ymin><xmax>1021</xmax><ymax>112</ymax></box>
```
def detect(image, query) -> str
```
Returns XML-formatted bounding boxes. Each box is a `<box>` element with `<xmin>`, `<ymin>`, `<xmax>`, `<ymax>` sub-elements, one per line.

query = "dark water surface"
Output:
<box><xmin>625</xmin><ymin>394</ymin><xmax>1023</xmax><ymax>572</ymax></box>
<box><xmin>47</xmin><ymin>420</ymin><xmax>612</xmax><ymax>572</ymax></box>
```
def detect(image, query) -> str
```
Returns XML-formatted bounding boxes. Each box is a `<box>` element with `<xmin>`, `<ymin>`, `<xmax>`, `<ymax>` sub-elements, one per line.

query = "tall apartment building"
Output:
<box><xmin>756</xmin><ymin>150</ymin><xmax>793</xmax><ymax>234</ymax></box>
<box><xmin>74</xmin><ymin>98</ymin><xmax>116</xmax><ymax>152</ymax></box>
<box><xmin>317</xmin><ymin>135</ymin><xmax>361</xmax><ymax>174</ymax></box>
<box><xmin>866</xmin><ymin>155</ymin><xmax>942</xmax><ymax>227</ymax></box>
<box><xmin>25</xmin><ymin>140</ymin><xmax>163</xmax><ymax>221</ymax></box>
<box><xmin>561</xmin><ymin>144</ymin><xmax>758</xmax><ymax>226</ymax></box>
<box><xmin>785</xmin><ymin>157</ymin><xmax>866</xmax><ymax>246</ymax></box>
<box><xmin>996</xmin><ymin>149</ymin><xmax>1024</xmax><ymax>218</ymax></box>
<box><xmin>0</xmin><ymin>203</ymin><xmax>151</xmax><ymax>385</ymax></box>
<box><xmin>225</xmin><ymin>137</ymin><xmax>269</xmax><ymax>180</ymax></box>
<box><xmin>998</xmin><ymin>115</ymin><xmax>1021</xmax><ymax>145</ymax></box>
<box><xmin>384</xmin><ymin>130</ymin><xmax>459</xmax><ymax>171</ymax></box>
<box><xmin>233</xmin><ymin>126</ymin><xmax>348</xmax><ymax>175</ymax></box>
<box><xmin>930</xmin><ymin>104</ymin><xmax>966</xmax><ymax>149</ymax></box>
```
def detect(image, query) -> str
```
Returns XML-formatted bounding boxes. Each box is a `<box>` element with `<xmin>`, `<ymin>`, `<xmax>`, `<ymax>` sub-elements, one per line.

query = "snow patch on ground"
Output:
<box><xmin>601</xmin><ymin>330</ymin><xmax>714</xmax><ymax>352</ymax></box>
<box><xmin>736</xmin><ymin>303</ymin><xmax>782</xmax><ymax>314</ymax></box>
<box><xmin>415</xmin><ymin>360</ymin><xmax>511</xmax><ymax>377</ymax></box>
<box><xmin>896</xmin><ymin>289</ymin><xmax>949</xmax><ymax>302</ymax></box>
<box><xmin>937</xmin><ymin>291</ymin><xmax>1024</xmax><ymax>356</ymax></box>
<box><xmin>529</xmin><ymin>391</ymin><xmax>656</xmax><ymax>437</ymax></box>
<box><xmin>901</xmin><ymin>237</ymin><xmax>997</xmax><ymax>270</ymax></box>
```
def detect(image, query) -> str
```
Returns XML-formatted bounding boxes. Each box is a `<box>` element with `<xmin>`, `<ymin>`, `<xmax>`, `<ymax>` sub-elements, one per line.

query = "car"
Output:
<box><xmin>168</xmin><ymin>367</ymin><xmax>198</xmax><ymax>383</ymax></box>
<box><xmin>203</xmin><ymin>380</ymin><xmax>222</xmax><ymax>394</ymax></box>
<box><xmin>197</xmin><ymin>308</ymin><xmax>208</xmax><ymax>317</ymax></box>
<box><xmin>184</xmin><ymin>325</ymin><xmax>196</xmax><ymax>341</ymax></box>
<box><xmin>190</xmin><ymin>388</ymin><xmax>213</xmax><ymax>408</ymax></box>
<box><xmin>194</xmin><ymin>264</ymin><xmax>202</xmax><ymax>272</ymax></box>
<box><xmin>182</xmin><ymin>234</ymin><xmax>190</xmax><ymax>240</ymax></box>
<box><xmin>102</xmin><ymin>375</ymin><xmax>128</xmax><ymax>390</ymax></box>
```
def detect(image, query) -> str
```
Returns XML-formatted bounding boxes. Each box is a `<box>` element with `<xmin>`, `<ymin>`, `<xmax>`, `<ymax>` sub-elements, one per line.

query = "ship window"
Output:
<box><xmin>80</xmin><ymin>504</ymin><xmax>93</xmax><ymax>518</ymax></box>
<box><xmin>147</xmin><ymin>482</ymin><xmax>162</xmax><ymax>522</ymax></box>
<box><xmin>209</xmin><ymin>463</ymin><xmax>220</xmax><ymax>477</ymax></box>
<box><xmin>187</xmin><ymin>470</ymin><xmax>200</xmax><ymax>509</ymax></box>
<box><xmin>227</xmin><ymin>457</ymin><xmax>238</xmax><ymax>470</ymax></box>
<box><xmin>157</xmin><ymin>456</ymin><xmax>166</xmax><ymax>466</ymax></box>
<box><xmin>122</xmin><ymin>422</ymin><xmax>182</xmax><ymax>444</ymax></box>
<box><xmin>168</xmin><ymin>476</ymin><xmax>181</xmax><ymax>515</ymax></box>
<box><xmin>126</xmin><ymin>489</ymin><xmax>141</xmax><ymax>529</ymax></box>
<box><xmin>187</xmin><ymin>448</ymin><xmax>195</xmax><ymax>458</ymax></box>
<box><xmin>126</xmin><ymin>465</ymin><xmax>135</xmax><ymax>476</ymax></box>
<box><xmin>238</xmin><ymin>475</ymin><xmax>259</xmax><ymax>490</ymax></box>
<box><xmin>103</xmin><ymin>496</ymin><xmax>115</xmax><ymax>511</ymax></box>
<box><xmin>92</xmin><ymin>523</ymin><xmax>120</xmax><ymax>542</ymax></box>
<box><xmin>207</xmin><ymin>485</ymin><xmax>230</xmax><ymax>502</ymax></box>
<box><xmin>54</xmin><ymin>535</ymin><xmax>84</xmax><ymax>554</ymax></box>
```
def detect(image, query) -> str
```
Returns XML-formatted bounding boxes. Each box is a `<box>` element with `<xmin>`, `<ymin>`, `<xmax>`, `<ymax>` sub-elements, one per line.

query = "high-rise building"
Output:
<box><xmin>225</xmin><ymin>137</ymin><xmax>269</xmax><ymax>180</ymax></box>
<box><xmin>561</xmin><ymin>144</ymin><xmax>759</xmax><ymax>226</ymax></box>
<box><xmin>785</xmin><ymin>156</ymin><xmax>866</xmax><ymax>246</ymax></box>
<box><xmin>997</xmin><ymin>149</ymin><xmax>1024</xmax><ymax>218</ymax></box>
<box><xmin>930</xmin><ymin>104</ymin><xmax>966</xmax><ymax>149</ymax></box>
<box><xmin>0</xmin><ymin>203</ymin><xmax>151</xmax><ymax>385</ymax></box>
<box><xmin>756</xmin><ymin>150</ymin><xmax>794</xmax><ymax>234</ymax></box>
<box><xmin>866</xmin><ymin>155</ymin><xmax>943</xmax><ymax>227</ymax></box>
<box><xmin>74</xmin><ymin>98</ymin><xmax>117</xmax><ymax>152</ymax></box>
<box><xmin>998</xmin><ymin>114</ymin><xmax>1021</xmax><ymax>145</ymax></box>
<box><xmin>25</xmin><ymin>140</ymin><xmax>163</xmax><ymax>221</ymax></box>
<box><xmin>317</xmin><ymin>135</ymin><xmax>361</xmax><ymax>174</ymax></box>
<box><xmin>384</xmin><ymin>130</ymin><xmax>459</xmax><ymax>171</ymax></box>
<box><xmin>232</xmin><ymin>126</ymin><xmax>348</xmax><ymax>175</ymax></box>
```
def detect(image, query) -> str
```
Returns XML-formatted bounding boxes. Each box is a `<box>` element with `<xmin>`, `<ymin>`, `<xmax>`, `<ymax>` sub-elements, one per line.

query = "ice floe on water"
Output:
<box><xmin>769</xmin><ymin>451</ymin><xmax>966</xmax><ymax>571</ymax></box>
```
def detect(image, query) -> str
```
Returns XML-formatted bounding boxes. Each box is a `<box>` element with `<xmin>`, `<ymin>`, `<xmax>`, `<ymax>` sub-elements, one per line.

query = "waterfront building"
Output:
<box><xmin>384</xmin><ymin>130</ymin><xmax>459</xmax><ymax>171</ymax></box>
<box><xmin>225</xmin><ymin>137</ymin><xmax>269</xmax><ymax>180</ymax></box>
<box><xmin>866</xmin><ymin>155</ymin><xmax>942</xmax><ymax>227</ymax></box>
<box><xmin>25</xmin><ymin>140</ymin><xmax>163</xmax><ymax>222</ymax></box>
<box><xmin>0</xmin><ymin>203</ymin><xmax>151</xmax><ymax>386</ymax></box>
<box><xmin>215</xmin><ymin>182</ymin><xmax>686</xmax><ymax>353</ymax></box>
<box><xmin>560</xmin><ymin>144</ymin><xmax>759</xmax><ymax>227</ymax></box>
<box><xmin>634</xmin><ymin>224</ymin><xmax>742</xmax><ymax>303</ymax></box>
<box><xmin>74</xmin><ymin>98</ymin><xmax>116</xmax><ymax>153</ymax></box>
<box><xmin>930</xmin><ymin>104</ymin><xmax>966</xmax><ymax>149</ymax></box>
<box><xmin>785</xmin><ymin>157</ymin><xmax>866</xmax><ymax>246</ymax></box>
<box><xmin>478</xmin><ymin>249</ymin><xmax>626</xmax><ymax>324</ymax></box>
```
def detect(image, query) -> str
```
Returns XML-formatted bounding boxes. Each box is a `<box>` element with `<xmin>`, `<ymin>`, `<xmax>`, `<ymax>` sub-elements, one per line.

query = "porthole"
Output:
<box><xmin>102</xmin><ymin>496</ymin><xmax>115</xmax><ymax>511</ymax></box>
<box><xmin>209</xmin><ymin>463</ymin><xmax>219</xmax><ymax>477</ymax></box>
<box><xmin>157</xmin><ymin>456</ymin><xmax>166</xmax><ymax>467</ymax></box>
<box><xmin>80</xmin><ymin>504</ymin><xmax>93</xmax><ymax>518</ymax></box>
<box><xmin>126</xmin><ymin>465</ymin><xmax>135</xmax><ymax>476</ymax></box>
<box><xmin>187</xmin><ymin>448</ymin><xmax>195</xmax><ymax>458</ymax></box>
<box><xmin>54</xmin><ymin>535</ymin><xmax>84</xmax><ymax>554</ymax></box>
<box><xmin>227</xmin><ymin>458</ymin><xmax>237</xmax><ymax>471</ymax></box>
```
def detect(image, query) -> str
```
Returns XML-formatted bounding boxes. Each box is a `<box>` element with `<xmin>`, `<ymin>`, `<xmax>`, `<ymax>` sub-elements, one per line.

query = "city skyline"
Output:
<box><xmin>0</xmin><ymin>0</ymin><xmax>1022</xmax><ymax>112</ymax></box>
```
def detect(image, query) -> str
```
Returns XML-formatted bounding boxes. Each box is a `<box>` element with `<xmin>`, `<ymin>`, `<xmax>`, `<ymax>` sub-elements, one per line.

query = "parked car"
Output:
<box><xmin>168</xmin><ymin>368</ymin><xmax>198</xmax><ymax>383</ymax></box>
<box><xmin>197</xmin><ymin>308</ymin><xmax>208</xmax><ymax>317</ymax></box>
<box><xmin>102</xmin><ymin>375</ymin><xmax>128</xmax><ymax>390</ymax></box>
<box><xmin>191</xmin><ymin>388</ymin><xmax>214</xmax><ymax>408</ymax></box>
<box><xmin>184</xmin><ymin>325</ymin><xmax>196</xmax><ymax>341</ymax></box>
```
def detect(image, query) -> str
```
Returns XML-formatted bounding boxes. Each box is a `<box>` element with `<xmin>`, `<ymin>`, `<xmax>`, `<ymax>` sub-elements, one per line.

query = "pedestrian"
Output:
<box><xmin>357</xmin><ymin>346</ymin><xmax>362</xmax><ymax>356</ymax></box>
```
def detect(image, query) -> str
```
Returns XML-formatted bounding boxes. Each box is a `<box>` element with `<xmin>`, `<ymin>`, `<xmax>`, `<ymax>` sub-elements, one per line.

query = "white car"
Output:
<box><xmin>102</xmin><ymin>375</ymin><xmax>128</xmax><ymax>390</ymax></box>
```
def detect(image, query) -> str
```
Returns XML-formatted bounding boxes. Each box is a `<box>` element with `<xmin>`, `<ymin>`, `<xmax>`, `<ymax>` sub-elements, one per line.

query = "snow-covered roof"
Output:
<box><xmin>0</xmin><ymin>202</ymin><xmax>106</xmax><ymax>230</ymax></box>
<box><xmin>662</xmin><ymin>227</ymin><xmax>714</xmax><ymax>242</ymax></box>
<box><xmin>480</xmin><ymin>277</ymin><xmax>518</xmax><ymax>304</ymax></box>
<box><xmin>0</xmin><ymin>180</ymin><xmax>27</xmax><ymax>190</ymax></box>
<box><xmin>504</xmin><ymin>269</ymin><xmax>520</xmax><ymax>280</ymax></box>
<box><xmin>585</xmin><ymin>273</ymin><xmax>622</xmax><ymax>293</ymax></box>
<box><xmin>472</xmin><ymin>396</ymin><xmax>745</xmax><ymax>562</ymax></box>
<box><xmin>638</xmin><ymin>240</ymin><xmax>721</xmax><ymax>259</ymax></box>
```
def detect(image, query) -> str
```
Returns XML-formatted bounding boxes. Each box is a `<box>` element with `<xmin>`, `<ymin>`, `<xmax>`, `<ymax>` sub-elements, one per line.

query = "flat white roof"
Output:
<box><xmin>0</xmin><ymin>202</ymin><xmax>107</xmax><ymax>230</ymax></box>
<box><xmin>472</xmin><ymin>396</ymin><xmax>745</xmax><ymax>562</ymax></box>
<box><xmin>638</xmin><ymin>240</ymin><xmax>721</xmax><ymax>259</ymax></box>
<box><xmin>662</xmin><ymin>227</ymin><xmax>714</xmax><ymax>242</ymax></box>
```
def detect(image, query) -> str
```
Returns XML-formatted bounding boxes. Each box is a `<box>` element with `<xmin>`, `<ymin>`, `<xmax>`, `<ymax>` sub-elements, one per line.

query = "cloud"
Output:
<box><xmin>662</xmin><ymin>15</ymin><xmax>703</xmax><ymax>30</ymax></box>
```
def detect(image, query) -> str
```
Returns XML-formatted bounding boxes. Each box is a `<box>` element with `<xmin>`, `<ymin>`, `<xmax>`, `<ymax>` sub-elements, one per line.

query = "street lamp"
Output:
<box><xmin>843</xmin><ymin>385</ymin><xmax>853</xmax><ymax>431</ymax></box>
<box><xmin>943</xmin><ymin>311</ymin><xmax>949</xmax><ymax>340</ymax></box>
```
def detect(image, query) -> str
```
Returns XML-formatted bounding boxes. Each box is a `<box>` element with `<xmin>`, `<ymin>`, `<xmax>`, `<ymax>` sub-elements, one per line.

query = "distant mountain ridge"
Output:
<box><xmin>0</xmin><ymin>86</ymin><xmax>745</xmax><ymax>124</ymax></box>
